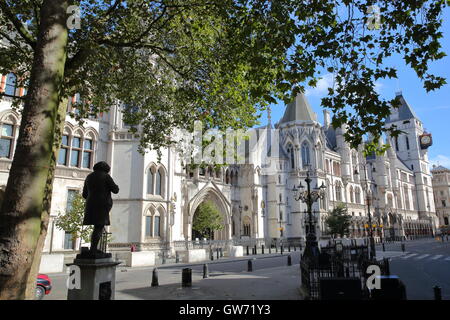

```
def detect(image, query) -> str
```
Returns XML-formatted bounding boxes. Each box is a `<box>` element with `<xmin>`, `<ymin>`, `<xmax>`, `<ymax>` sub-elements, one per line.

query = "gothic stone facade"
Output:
<box><xmin>0</xmin><ymin>76</ymin><xmax>438</xmax><ymax>256</ymax></box>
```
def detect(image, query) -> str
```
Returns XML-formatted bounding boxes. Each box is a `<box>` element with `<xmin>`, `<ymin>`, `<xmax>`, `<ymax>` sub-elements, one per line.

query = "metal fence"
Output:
<box><xmin>300</xmin><ymin>243</ymin><xmax>389</xmax><ymax>300</ymax></box>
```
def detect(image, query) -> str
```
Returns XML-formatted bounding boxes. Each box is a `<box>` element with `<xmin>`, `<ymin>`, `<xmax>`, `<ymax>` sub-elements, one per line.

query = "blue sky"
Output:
<box><xmin>257</xmin><ymin>7</ymin><xmax>450</xmax><ymax>168</ymax></box>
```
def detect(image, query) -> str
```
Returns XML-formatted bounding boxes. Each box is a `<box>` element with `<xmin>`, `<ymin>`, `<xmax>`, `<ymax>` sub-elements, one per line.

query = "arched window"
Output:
<box><xmin>154</xmin><ymin>210</ymin><xmax>161</xmax><ymax>237</ymax></box>
<box><xmin>0</xmin><ymin>117</ymin><xmax>16</xmax><ymax>158</ymax></box>
<box><xmin>287</xmin><ymin>144</ymin><xmax>295</xmax><ymax>169</ymax></box>
<box><xmin>243</xmin><ymin>216</ymin><xmax>251</xmax><ymax>236</ymax></box>
<box><xmin>57</xmin><ymin>128</ymin><xmax>97</xmax><ymax>169</ymax></box>
<box><xmin>335</xmin><ymin>182</ymin><xmax>342</xmax><ymax>201</ymax></box>
<box><xmin>349</xmin><ymin>186</ymin><xmax>354</xmax><ymax>203</ymax></box>
<box><xmin>5</xmin><ymin>73</ymin><xmax>17</xmax><ymax>96</ymax></box>
<box><xmin>355</xmin><ymin>187</ymin><xmax>361</xmax><ymax>204</ymax></box>
<box><xmin>155</xmin><ymin>169</ymin><xmax>162</xmax><ymax>195</ymax></box>
<box><xmin>225</xmin><ymin>169</ymin><xmax>230</xmax><ymax>184</ymax></box>
<box><xmin>301</xmin><ymin>142</ymin><xmax>310</xmax><ymax>168</ymax></box>
<box><xmin>147</xmin><ymin>166</ymin><xmax>155</xmax><ymax>194</ymax></box>
<box><xmin>144</xmin><ymin>207</ymin><xmax>155</xmax><ymax>238</ymax></box>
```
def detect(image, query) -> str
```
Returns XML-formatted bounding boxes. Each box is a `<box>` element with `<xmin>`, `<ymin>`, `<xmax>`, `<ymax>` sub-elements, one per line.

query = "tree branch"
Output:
<box><xmin>0</xmin><ymin>1</ymin><xmax>36</xmax><ymax>49</ymax></box>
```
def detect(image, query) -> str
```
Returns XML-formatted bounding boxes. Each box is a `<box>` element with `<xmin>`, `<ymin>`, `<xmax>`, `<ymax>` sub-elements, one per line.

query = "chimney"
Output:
<box><xmin>323</xmin><ymin>110</ymin><xmax>331</xmax><ymax>128</ymax></box>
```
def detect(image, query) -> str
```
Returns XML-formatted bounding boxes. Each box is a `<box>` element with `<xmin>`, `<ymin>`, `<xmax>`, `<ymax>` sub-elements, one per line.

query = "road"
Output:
<box><xmin>376</xmin><ymin>238</ymin><xmax>450</xmax><ymax>299</ymax></box>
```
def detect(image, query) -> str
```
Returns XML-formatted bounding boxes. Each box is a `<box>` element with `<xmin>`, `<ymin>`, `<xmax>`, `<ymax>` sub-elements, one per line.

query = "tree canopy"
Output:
<box><xmin>325</xmin><ymin>203</ymin><xmax>352</xmax><ymax>238</ymax></box>
<box><xmin>1</xmin><ymin>1</ymin><xmax>448</xmax><ymax>152</ymax></box>
<box><xmin>54</xmin><ymin>191</ymin><xmax>92</xmax><ymax>246</ymax></box>
<box><xmin>193</xmin><ymin>200</ymin><xmax>224</xmax><ymax>239</ymax></box>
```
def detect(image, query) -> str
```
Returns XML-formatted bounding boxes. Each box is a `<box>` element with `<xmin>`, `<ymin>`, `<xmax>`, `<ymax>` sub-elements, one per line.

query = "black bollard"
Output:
<box><xmin>287</xmin><ymin>255</ymin><xmax>292</xmax><ymax>266</ymax></box>
<box><xmin>210</xmin><ymin>250</ymin><xmax>214</xmax><ymax>261</ymax></box>
<box><xmin>382</xmin><ymin>243</ymin><xmax>385</xmax><ymax>252</ymax></box>
<box><xmin>262</xmin><ymin>245</ymin><xmax>265</xmax><ymax>254</ymax></box>
<box><xmin>151</xmin><ymin>268</ymin><xmax>159</xmax><ymax>287</ymax></box>
<box><xmin>182</xmin><ymin>268</ymin><xmax>192</xmax><ymax>287</ymax></box>
<box><xmin>246</xmin><ymin>246</ymin><xmax>249</xmax><ymax>256</ymax></box>
<box><xmin>216</xmin><ymin>248</ymin><xmax>219</xmax><ymax>260</ymax></box>
<box><xmin>281</xmin><ymin>245</ymin><xmax>284</xmax><ymax>255</ymax></box>
<box><xmin>175</xmin><ymin>252</ymin><xmax>179</xmax><ymax>263</ymax></box>
<box><xmin>254</xmin><ymin>245</ymin><xmax>257</xmax><ymax>255</ymax></box>
<box><xmin>401</xmin><ymin>243</ymin><xmax>405</xmax><ymax>252</ymax></box>
<box><xmin>288</xmin><ymin>245</ymin><xmax>291</xmax><ymax>252</ymax></box>
<box><xmin>294</xmin><ymin>245</ymin><xmax>296</xmax><ymax>252</ymax></box>
<box><xmin>248</xmin><ymin>259</ymin><xmax>253</xmax><ymax>272</ymax></box>
<box><xmin>203</xmin><ymin>264</ymin><xmax>209</xmax><ymax>279</ymax></box>
<box><xmin>434</xmin><ymin>286</ymin><xmax>442</xmax><ymax>300</ymax></box>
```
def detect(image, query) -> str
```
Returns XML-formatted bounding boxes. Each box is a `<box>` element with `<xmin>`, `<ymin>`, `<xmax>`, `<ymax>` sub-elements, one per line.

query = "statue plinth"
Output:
<box><xmin>67</xmin><ymin>247</ymin><xmax>120</xmax><ymax>300</ymax></box>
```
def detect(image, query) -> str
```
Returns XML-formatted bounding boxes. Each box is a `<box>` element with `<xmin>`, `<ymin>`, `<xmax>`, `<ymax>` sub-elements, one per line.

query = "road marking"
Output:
<box><xmin>431</xmin><ymin>255</ymin><xmax>443</xmax><ymax>260</ymax></box>
<box><xmin>415</xmin><ymin>254</ymin><xmax>430</xmax><ymax>260</ymax></box>
<box><xmin>401</xmin><ymin>253</ymin><xmax>417</xmax><ymax>259</ymax></box>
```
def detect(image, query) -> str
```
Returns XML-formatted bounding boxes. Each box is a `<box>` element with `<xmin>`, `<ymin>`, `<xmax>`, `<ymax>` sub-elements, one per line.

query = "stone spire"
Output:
<box><xmin>279</xmin><ymin>93</ymin><xmax>317</xmax><ymax>124</ymax></box>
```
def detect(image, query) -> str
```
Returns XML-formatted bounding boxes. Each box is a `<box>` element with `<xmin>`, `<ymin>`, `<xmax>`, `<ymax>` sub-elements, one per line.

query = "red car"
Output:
<box><xmin>36</xmin><ymin>274</ymin><xmax>52</xmax><ymax>300</ymax></box>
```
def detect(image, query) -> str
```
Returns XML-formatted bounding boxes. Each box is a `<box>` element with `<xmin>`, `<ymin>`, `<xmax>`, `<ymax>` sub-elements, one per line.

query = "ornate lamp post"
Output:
<box><xmin>292</xmin><ymin>169</ymin><xmax>326</xmax><ymax>260</ymax></box>
<box><xmin>354</xmin><ymin>162</ymin><xmax>376</xmax><ymax>260</ymax></box>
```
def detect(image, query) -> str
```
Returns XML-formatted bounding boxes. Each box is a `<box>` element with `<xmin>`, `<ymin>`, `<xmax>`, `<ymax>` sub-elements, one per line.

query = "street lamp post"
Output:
<box><xmin>292</xmin><ymin>169</ymin><xmax>326</xmax><ymax>260</ymax></box>
<box><xmin>354</xmin><ymin>162</ymin><xmax>376</xmax><ymax>260</ymax></box>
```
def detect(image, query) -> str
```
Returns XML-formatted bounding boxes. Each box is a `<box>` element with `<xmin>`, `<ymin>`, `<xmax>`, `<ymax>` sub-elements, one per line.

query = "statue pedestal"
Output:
<box><xmin>67</xmin><ymin>249</ymin><xmax>120</xmax><ymax>300</ymax></box>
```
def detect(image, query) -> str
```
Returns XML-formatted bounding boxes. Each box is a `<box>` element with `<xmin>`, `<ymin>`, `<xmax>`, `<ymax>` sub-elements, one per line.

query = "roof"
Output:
<box><xmin>431</xmin><ymin>165</ymin><xmax>450</xmax><ymax>173</ymax></box>
<box><xmin>386</xmin><ymin>92</ymin><xmax>419</xmax><ymax>123</ymax></box>
<box><xmin>279</xmin><ymin>93</ymin><xmax>317</xmax><ymax>124</ymax></box>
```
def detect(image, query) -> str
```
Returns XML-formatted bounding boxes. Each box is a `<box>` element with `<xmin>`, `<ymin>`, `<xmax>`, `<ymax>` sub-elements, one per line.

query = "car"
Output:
<box><xmin>36</xmin><ymin>274</ymin><xmax>52</xmax><ymax>300</ymax></box>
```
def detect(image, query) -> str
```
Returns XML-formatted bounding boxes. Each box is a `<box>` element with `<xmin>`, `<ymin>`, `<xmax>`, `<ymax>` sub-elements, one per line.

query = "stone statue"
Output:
<box><xmin>82</xmin><ymin>161</ymin><xmax>119</xmax><ymax>256</ymax></box>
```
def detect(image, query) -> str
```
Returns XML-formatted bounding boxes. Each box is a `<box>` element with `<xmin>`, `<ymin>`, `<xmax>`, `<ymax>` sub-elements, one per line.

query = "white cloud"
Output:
<box><xmin>305</xmin><ymin>73</ymin><xmax>383</xmax><ymax>97</ymax></box>
<box><xmin>429</xmin><ymin>154</ymin><xmax>450</xmax><ymax>169</ymax></box>
<box><xmin>305</xmin><ymin>73</ymin><xmax>335</xmax><ymax>97</ymax></box>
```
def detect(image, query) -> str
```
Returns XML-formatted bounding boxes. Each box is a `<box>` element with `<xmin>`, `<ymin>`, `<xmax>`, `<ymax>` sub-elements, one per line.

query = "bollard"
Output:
<box><xmin>175</xmin><ymin>252</ymin><xmax>179</xmax><ymax>263</ymax></box>
<box><xmin>216</xmin><ymin>248</ymin><xmax>220</xmax><ymax>260</ymax></box>
<box><xmin>203</xmin><ymin>264</ymin><xmax>209</xmax><ymax>279</ymax></box>
<box><xmin>254</xmin><ymin>245</ymin><xmax>257</xmax><ymax>255</ymax></box>
<box><xmin>287</xmin><ymin>255</ymin><xmax>292</xmax><ymax>266</ymax></box>
<box><xmin>151</xmin><ymin>268</ymin><xmax>159</xmax><ymax>287</ymax></box>
<box><xmin>294</xmin><ymin>245</ymin><xmax>296</xmax><ymax>252</ymax></box>
<box><xmin>246</xmin><ymin>246</ymin><xmax>249</xmax><ymax>256</ymax></box>
<box><xmin>182</xmin><ymin>268</ymin><xmax>192</xmax><ymax>287</ymax></box>
<box><xmin>262</xmin><ymin>245</ymin><xmax>265</xmax><ymax>254</ymax></box>
<box><xmin>434</xmin><ymin>286</ymin><xmax>442</xmax><ymax>300</ymax></box>
<box><xmin>248</xmin><ymin>259</ymin><xmax>253</xmax><ymax>272</ymax></box>
<box><xmin>345</xmin><ymin>267</ymin><xmax>350</xmax><ymax>278</ymax></box>
<box><xmin>401</xmin><ymin>243</ymin><xmax>405</xmax><ymax>252</ymax></box>
<box><xmin>383</xmin><ymin>258</ymin><xmax>390</xmax><ymax>276</ymax></box>
<box><xmin>210</xmin><ymin>250</ymin><xmax>214</xmax><ymax>261</ymax></box>
<box><xmin>288</xmin><ymin>245</ymin><xmax>291</xmax><ymax>252</ymax></box>
<box><xmin>281</xmin><ymin>245</ymin><xmax>284</xmax><ymax>255</ymax></box>
<box><xmin>299</xmin><ymin>243</ymin><xmax>302</xmax><ymax>252</ymax></box>
<box><xmin>382</xmin><ymin>243</ymin><xmax>385</xmax><ymax>252</ymax></box>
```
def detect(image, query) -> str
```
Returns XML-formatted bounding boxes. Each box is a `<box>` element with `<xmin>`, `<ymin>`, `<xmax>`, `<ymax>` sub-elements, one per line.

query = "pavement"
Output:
<box><xmin>45</xmin><ymin>252</ymin><xmax>303</xmax><ymax>300</ymax></box>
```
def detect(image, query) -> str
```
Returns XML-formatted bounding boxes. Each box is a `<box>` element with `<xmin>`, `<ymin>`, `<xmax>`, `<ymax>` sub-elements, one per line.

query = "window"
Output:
<box><xmin>0</xmin><ymin>123</ymin><xmax>14</xmax><ymax>158</ymax></box>
<box><xmin>147</xmin><ymin>165</ymin><xmax>165</xmax><ymax>197</ymax></box>
<box><xmin>287</xmin><ymin>144</ymin><xmax>295</xmax><ymax>169</ymax></box>
<box><xmin>155</xmin><ymin>169</ymin><xmax>162</xmax><ymax>195</ymax></box>
<box><xmin>64</xmin><ymin>232</ymin><xmax>74</xmax><ymax>250</ymax></box>
<box><xmin>301</xmin><ymin>142</ymin><xmax>310</xmax><ymax>168</ymax></box>
<box><xmin>355</xmin><ymin>187</ymin><xmax>361</xmax><ymax>204</ymax></box>
<box><xmin>404</xmin><ymin>186</ymin><xmax>410</xmax><ymax>210</ymax></box>
<box><xmin>335</xmin><ymin>182</ymin><xmax>342</xmax><ymax>201</ymax></box>
<box><xmin>82</xmin><ymin>139</ymin><xmax>93</xmax><ymax>168</ymax></box>
<box><xmin>405</xmin><ymin>136</ymin><xmax>410</xmax><ymax>150</ymax></box>
<box><xmin>145</xmin><ymin>216</ymin><xmax>152</xmax><ymax>237</ymax></box>
<box><xmin>70</xmin><ymin>137</ymin><xmax>81</xmax><ymax>167</ymax></box>
<box><xmin>66</xmin><ymin>189</ymin><xmax>78</xmax><ymax>212</ymax></box>
<box><xmin>243</xmin><ymin>216</ymin><xmax>251</xmax><ymax>236</ymax></box>
<box><xmin>57</xmin><ymin>131</ymin><xmax>96</xmax><ymax>169</ymax></box>
<box><xmin>154</xmin><ymin>215</ymin><xmax>161</xmax><ymax>237</ymax></box>
<box><xmin>5</xmin><ymin>73</ymin><xmax>17</xmax><ymax>96</ymax></box>
<box><xmin>147</xmin><ymin>168</ymin><xmax>155</xmax><ymax>194</ymax></box>
<box><xmin>58</xmin><ymin>135</ymin><xmax>69</xmax><ymax>165</ymax></box>
<box><xmin>349</xmin><ymin>186</ymin><xmax>354</xmax><ymax>203</ymax></box>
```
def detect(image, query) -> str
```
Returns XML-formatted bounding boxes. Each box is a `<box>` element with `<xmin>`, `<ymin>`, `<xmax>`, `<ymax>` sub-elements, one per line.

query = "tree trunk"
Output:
<box><xmin>0</xmin><ymin>0</ymin><xmax>68</xmax><ymax>299</ymax></box>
